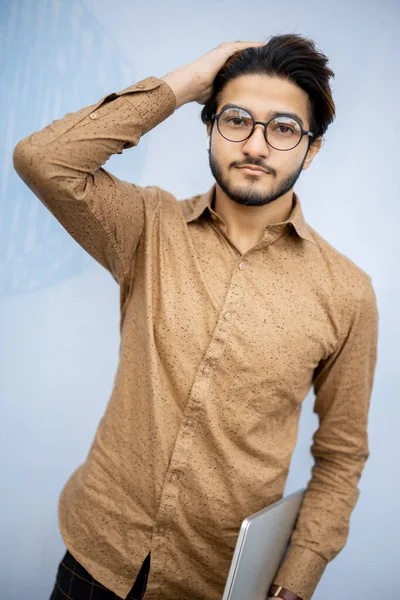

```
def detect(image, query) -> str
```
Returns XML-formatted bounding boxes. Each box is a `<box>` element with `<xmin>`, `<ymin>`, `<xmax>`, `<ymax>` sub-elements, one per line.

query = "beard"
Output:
<box><xmin>208</xmin><ymin>149</ymin><xmax>307</xmax><ymax>207</ymax></box>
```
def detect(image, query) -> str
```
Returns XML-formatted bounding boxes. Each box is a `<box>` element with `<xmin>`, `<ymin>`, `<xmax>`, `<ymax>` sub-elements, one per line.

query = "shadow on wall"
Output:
<box><xmin>0</xmin><ymin>0</ymin><xmax>138</xmax><ymax>298</ymax></box>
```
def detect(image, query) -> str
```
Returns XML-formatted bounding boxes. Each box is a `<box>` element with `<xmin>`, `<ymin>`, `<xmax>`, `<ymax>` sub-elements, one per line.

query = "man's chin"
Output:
<box><xmin>224</xmin><ymin>187</ymin><xmax>276</xmax><ymax>207</ymax></box>
<box><xmin>219</xmin><ymin>179</ymin><xmax>275</xmax><ymax>205</ymax></box>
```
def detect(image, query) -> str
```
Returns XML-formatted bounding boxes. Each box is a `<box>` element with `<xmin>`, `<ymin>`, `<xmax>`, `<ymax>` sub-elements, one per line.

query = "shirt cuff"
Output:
<box><xmin>272</xmin><ymin>545</ymin><xmax>327</xmax><ymax>600</ymax></box>
<box><xmin>117</xmin><ymin>76</ymin><xmax>177</xmax><ymax>136</ymax></box>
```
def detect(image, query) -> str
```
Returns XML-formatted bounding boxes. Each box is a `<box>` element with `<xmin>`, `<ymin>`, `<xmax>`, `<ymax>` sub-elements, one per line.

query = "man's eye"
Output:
<box><xmin>227</xmin><ymin>117</ymin><xmax>246</xmax><ymax>126</ymax></box>
<box><xmin>275</xmin><ymin>124</ymin><xmax>295</xmax><ymax>135</ymax></box>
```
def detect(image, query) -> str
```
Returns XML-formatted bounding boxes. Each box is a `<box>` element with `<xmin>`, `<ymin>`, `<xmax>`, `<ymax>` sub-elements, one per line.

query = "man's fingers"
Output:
<box><xmin>231</xmin><ymin>41</ymin><xmax>266</xmax><ymax>47</ymax></box>
<box><xmin>219</xmin><ymin>40</ymin><xmax>266</xmax><ymax>49</ymax></box>
<box><xmin>237</xmin><ymin>41</ymin><xmax>266</xmax><ymax>45</ymax></box>
<box><xmin>221</xmin><ymin>40</ymin><xmax>265</xmax><ymax>59</ymax></box>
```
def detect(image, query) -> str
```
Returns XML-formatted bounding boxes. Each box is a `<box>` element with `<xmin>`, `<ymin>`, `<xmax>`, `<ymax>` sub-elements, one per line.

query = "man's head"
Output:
<box><xmin>201</xmin><ymin>34</ymin><xmax>335</xmax><ymax>207</ymax></box>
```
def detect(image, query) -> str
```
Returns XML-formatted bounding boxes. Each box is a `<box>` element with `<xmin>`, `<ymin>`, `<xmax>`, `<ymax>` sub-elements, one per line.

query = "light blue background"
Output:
<box><xmin>1</xmin><ymin>0</ymin><xmax>398</xmax><ymax>598</ymax></box>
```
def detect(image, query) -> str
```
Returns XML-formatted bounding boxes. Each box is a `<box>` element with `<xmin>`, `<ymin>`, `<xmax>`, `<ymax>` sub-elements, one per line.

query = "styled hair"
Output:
<box><xmin>200</xmin><ymin>33</ymin><xmax>336</xmax><ymax>145</ymax></box>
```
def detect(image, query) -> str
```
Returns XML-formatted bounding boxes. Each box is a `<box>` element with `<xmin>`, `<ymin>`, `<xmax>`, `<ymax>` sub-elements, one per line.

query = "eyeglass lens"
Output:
<box><xmin>217</xmin><ymin>107</ymin><xmax>302</xmax><ymax>150</ymax></box>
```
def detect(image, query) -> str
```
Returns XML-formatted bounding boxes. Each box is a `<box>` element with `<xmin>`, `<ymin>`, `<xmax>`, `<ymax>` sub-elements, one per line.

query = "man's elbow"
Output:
<box><xmin>13</xmin><ymin>137</ymin><xmax>58</xmax><ymax>201</ymax></box>
<box><xmin>13</xmin><ymin>137</ymin><xmax>39</xmax><ymax>186</ymax></box>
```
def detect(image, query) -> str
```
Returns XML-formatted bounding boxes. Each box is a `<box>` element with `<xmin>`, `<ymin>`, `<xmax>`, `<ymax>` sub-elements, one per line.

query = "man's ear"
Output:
<box><xmin>302</xmin><ymin>136</ymin><xmax>323</xmax><ymax>171</ymax></box>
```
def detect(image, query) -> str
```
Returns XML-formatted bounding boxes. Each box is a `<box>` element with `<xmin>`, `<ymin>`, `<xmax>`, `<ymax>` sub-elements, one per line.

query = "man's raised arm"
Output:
<box><xmin>12</xmin><ymin>77</ymin><xmax>176</xmax><ymax>283</ymax></box>
<box><xmin>13</xmin><ymin>41</ymin><xmax>264</xmax><ymax>283</ymax></box>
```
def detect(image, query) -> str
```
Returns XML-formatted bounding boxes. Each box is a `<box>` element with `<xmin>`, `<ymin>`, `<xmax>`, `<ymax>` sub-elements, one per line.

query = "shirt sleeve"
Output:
<box><xmin>12</xmin><ymin>76</ymin><xmax>176</xmax><ymax>284</ymax></box>
<box><xmin>271</xmin><ymin>277</ymin><xmax>379</xmax><ymax>600</ymax></box>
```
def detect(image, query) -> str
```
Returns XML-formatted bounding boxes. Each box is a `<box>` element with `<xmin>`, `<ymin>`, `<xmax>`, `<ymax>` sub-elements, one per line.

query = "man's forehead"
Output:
<box><xmin>217</xmin><ymin>74</ymin><xmax>310</xmax><ymax>126</ymax></box>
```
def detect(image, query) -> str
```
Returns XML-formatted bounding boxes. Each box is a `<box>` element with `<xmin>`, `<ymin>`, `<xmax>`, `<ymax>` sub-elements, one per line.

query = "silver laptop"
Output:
<box><xmin>222</xmin><ymin>488</ymin><xmax>305</xmax><ymax>600</ymax></box>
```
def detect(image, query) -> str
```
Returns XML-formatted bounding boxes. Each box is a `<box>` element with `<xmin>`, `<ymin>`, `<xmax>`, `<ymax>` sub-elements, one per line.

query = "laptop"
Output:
<box><xmin>222</xmin><ymin>488</ymin><xmax>305</xmax><ymax>600</ymax></box>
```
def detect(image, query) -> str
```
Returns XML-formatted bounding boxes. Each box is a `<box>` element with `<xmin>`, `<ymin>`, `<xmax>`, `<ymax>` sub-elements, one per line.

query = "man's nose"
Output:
<box><xmin>241</xmin><ymin>124</ymin><xmax>270</xmax><ymax>157</ymax></box>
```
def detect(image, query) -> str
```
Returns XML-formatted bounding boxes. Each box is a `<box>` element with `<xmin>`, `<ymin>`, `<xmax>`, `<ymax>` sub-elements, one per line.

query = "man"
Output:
<box><xmin>13</xmin><ymin>33</ymin><xmax>379</xmax><ymax>600</ymax></box>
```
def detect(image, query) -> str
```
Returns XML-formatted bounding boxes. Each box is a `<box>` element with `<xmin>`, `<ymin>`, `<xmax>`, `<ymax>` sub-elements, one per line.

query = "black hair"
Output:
<box><xmin>200</xmin><ymin>33</ymin><xmax>336</xmax><ymax>145</ymax></box>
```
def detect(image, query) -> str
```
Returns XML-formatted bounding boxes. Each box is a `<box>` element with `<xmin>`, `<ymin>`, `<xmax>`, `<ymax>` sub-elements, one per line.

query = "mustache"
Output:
<box><xmin>231</xmin><ymin>160</ymin><xmax>275</xmax><ymax>175</ymax></box>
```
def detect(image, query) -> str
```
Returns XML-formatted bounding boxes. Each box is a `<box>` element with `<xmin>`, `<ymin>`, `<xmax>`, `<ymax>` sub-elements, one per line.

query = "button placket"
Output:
<box><xmin>165</xmin><ymin>276</ymin><xmax>245</xmax><ymax>469</ymax></box>
<box><xmin>151</xmin><ymin>270</ymin><xmax>247</xmax><ymax>592</ymax></box>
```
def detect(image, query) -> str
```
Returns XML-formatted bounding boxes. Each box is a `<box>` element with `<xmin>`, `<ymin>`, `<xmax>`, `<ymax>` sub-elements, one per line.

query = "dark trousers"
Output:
<box><xmin>49</xmin><ymin>549</ymin><xmax>151</xmax><ymax>599</ymax></box>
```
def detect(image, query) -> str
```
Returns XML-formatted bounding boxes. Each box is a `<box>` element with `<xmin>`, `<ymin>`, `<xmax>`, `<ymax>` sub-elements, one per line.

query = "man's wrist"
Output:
<box><xmin>160</xmin><ymin>67</ymin><xmax>198</xmax><ymax>109</ymax></box>
<box><xmin>268</xmin><ymin>584</ymin><xmax>303</xmax><ymax>600</ymax></box>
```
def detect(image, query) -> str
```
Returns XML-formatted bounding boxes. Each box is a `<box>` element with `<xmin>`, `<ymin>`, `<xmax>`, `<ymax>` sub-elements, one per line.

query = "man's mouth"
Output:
<box><xmin>237</xmin><ymin>166</ymin><xmax>268</xmax><ymax>176</ymax></box>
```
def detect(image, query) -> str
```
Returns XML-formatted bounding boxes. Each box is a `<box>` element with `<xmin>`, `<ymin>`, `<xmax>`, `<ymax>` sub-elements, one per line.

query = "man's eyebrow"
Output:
<box><xmin>219</xmin><ymin>103</ymin><xmax>305</xmax><ymax>128</ymax></box>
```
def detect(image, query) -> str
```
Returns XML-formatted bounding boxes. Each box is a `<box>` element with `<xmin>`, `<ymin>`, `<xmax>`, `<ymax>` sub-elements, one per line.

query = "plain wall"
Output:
<box><xmin>1</xmin><ymin>0</ymin><xmax>399</xmax><ymax>597</ymax></box>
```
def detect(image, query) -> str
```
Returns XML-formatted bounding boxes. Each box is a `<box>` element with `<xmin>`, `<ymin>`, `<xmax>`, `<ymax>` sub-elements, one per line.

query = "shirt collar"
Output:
<box><xmin>183</xmin><ymin>184</ymin><xmax>316</xmax><ymax>246</ymax></box>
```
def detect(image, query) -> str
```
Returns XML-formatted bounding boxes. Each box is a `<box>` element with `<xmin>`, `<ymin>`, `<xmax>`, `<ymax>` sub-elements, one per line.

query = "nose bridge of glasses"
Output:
<box><xmin>247</xmin><ymin>120</ymin><xmax>270</xmax><ymax>144</ymax></box>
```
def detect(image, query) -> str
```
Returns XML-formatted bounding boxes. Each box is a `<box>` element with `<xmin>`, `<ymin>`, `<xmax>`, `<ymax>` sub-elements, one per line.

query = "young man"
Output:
<box><xmin>13</xmin><ymin>34</ymin><xmax>379</xmax><ymax>600</ymax></box>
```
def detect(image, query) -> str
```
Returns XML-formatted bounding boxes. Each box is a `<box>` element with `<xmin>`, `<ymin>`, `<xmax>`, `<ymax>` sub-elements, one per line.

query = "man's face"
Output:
<box><xmin>207</xmin><ymin>74</ymin><xmax>321</xmax><ymax>207</ymax></box>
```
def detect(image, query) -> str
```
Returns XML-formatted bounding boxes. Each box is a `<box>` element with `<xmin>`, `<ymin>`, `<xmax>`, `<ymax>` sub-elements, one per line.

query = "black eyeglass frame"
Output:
<box><xmin>211</xmin><ymin>107</ymin><xmax>314</xmax><ymax>151</ymax></box>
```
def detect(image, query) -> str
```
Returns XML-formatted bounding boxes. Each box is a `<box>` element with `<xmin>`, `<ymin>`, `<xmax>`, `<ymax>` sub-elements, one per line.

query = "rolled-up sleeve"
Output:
<box><xmin>272</xmin><ymin>277</ymin><xmax>379</xmax><ymax>599</ymax></box>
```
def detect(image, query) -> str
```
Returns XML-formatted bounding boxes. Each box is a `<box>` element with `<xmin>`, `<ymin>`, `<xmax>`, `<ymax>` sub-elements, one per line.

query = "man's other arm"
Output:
<box><xmin>271</xmin><ymin>277</ymin><xmax>379</xmax><ymax>600</ymax></box>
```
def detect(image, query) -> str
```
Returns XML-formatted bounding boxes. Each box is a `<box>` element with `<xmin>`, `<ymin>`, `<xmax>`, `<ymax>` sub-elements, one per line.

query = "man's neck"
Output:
<box><xmin>212</xmin><ymin>184</ymin><xmax>294</xmax><ymax>250</ymax></box>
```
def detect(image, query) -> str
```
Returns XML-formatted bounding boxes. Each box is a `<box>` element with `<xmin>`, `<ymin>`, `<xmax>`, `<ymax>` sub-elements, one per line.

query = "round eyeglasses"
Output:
<box><xmin>211</xmin><ymin>106</ymin><xmax>314</xmax><ymax>151</ymax></box>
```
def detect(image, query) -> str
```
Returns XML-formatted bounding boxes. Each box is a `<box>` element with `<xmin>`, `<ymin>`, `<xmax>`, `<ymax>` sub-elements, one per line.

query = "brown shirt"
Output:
<box><xmin>13</xmin><ymin>77</ymin><xmax>379</xmax><ymax>600</ymax></box>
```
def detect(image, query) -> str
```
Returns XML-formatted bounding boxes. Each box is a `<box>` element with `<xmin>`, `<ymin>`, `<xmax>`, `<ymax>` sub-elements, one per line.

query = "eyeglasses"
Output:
<box><xmin>211</xmin><ymin>106</ymin><xmax>314</xmax><ymax>151</ymax></box>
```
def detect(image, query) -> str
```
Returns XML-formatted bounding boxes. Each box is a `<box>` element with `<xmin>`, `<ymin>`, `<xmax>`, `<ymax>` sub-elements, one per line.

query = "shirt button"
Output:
<box><xmin>135</xmin><ymin>83</ymin><xmax>145</xmax><ymax>89</ymax></box>
<box><xmin>238</xmin><ymin>262</ymin><xmax>246</xmax><ymax>270</ymax></box>
<box><xmin>170</xmin><ymin>472</ymin><xmax>179</xmax><ymax>482</ymax></box>
<box><xmin>203</xmin><ymin>365</ymin><xmax>211</xmax><ymax>374</ymax></box>
<box><xmin>157</xmin><ymin>526</ymin><xmax>165</xmax><ymax>534</ymax></box>
<box><xmin>224</xmin><ymin>312</ymin><xmax>232</xmax><ymax>321</ymax></box>
<box><xmin>185</xmin><ymin>419</ymin><xmax>194</xmax><ymax>426</ymax></box>
<box><xmin>89</xmin><ymin>112</ymin><xmax>97</xmax><ymax>119</ymax></box>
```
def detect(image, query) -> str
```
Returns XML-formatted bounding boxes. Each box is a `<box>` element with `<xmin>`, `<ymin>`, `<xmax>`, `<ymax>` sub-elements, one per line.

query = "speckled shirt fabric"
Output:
<box><xmin>13</xmin><ymin>77</ymin><xmax>379</xmax><ymax>600</ymax></box>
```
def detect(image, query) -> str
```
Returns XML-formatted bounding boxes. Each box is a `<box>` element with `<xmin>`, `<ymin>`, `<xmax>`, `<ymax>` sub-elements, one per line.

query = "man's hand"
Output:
<box><xmin>160</xmin><ymin>40</ymin><xmax>265</xmax><ymax>109</ymax></box>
